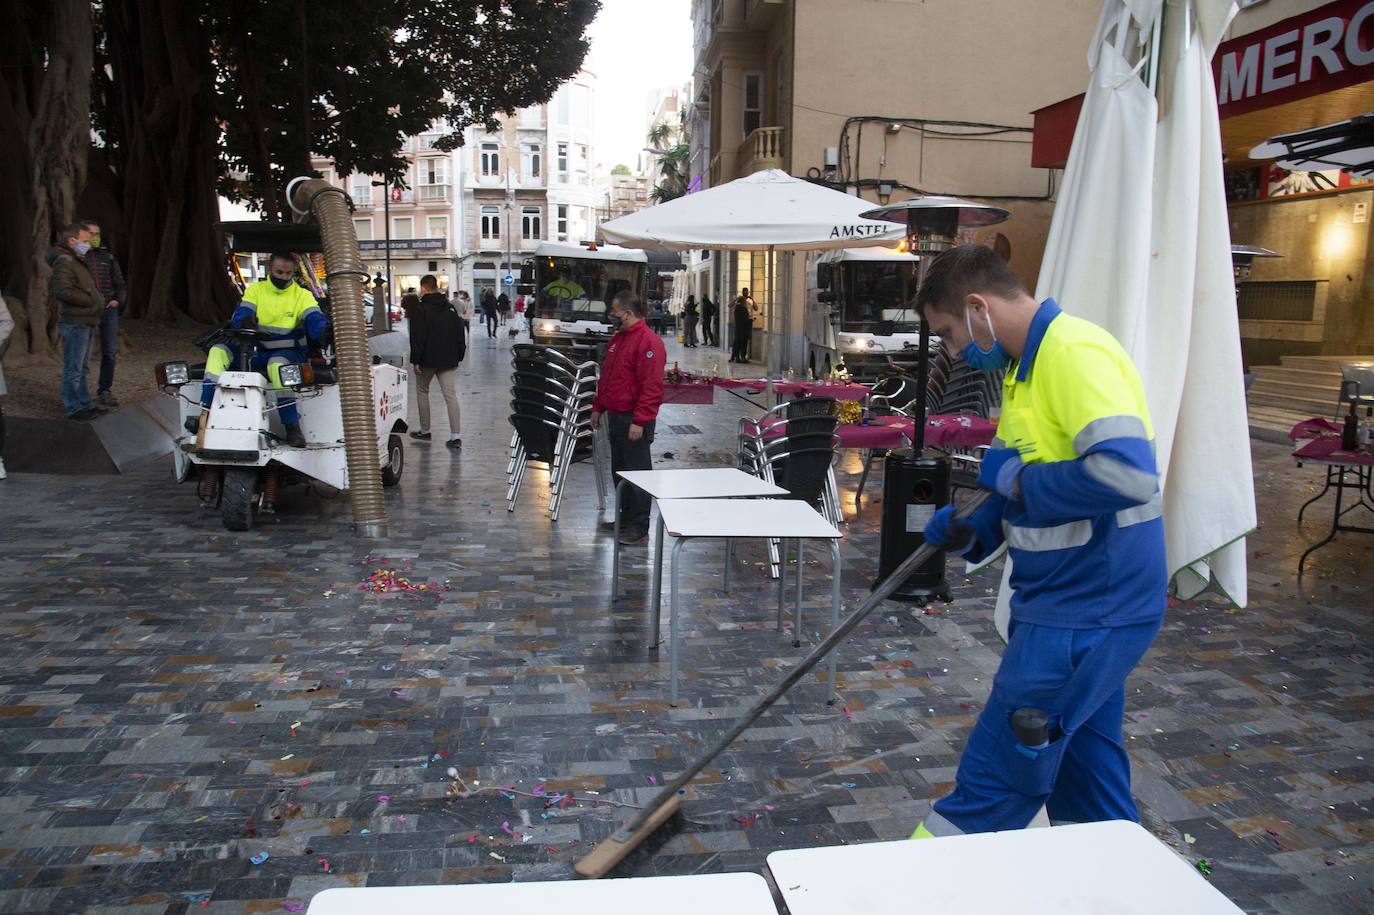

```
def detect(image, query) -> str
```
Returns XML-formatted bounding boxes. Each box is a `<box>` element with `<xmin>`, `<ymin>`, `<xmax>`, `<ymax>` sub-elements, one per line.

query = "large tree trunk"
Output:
<box><xmin>106</xmin><ymin>0</ymin><xmax>237</xmax><ymax>325</ymax></box>
<box><xmin>0</xmin><ymin>0</ymin><xmax>92</xmax><ymax>363</ymax></box>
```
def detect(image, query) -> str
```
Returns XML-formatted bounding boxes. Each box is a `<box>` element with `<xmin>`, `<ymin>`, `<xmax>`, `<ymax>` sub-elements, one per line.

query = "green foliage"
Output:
<box><xmin>198</xmin><ymin>0</ymin><xmax>599</xmax><ymax>212</ymax></box>
<box><xmin>647</xmin><ymin>110</ymin><xmax>689</xmax><ymax>203</ymax></box>
<box><xmin>610</xmin><ymin>163</ymin><xmax>631</xmax><ymax>176</ymax></box>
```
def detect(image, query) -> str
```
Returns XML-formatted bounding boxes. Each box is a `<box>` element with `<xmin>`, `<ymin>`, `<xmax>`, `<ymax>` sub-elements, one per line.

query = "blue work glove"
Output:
<box><xmin>977</xmin><ymin>447</ymin><xmax>1025</xmax><ymax>500</ymax></box>
<box><xmin>923</xmin><ymin>504</ymin><xmax>974</xmax><ymax>556</ymax></box>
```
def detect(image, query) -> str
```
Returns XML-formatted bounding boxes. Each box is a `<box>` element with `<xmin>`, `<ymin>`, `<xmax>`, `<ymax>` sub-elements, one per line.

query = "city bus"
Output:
<box><xmin>806</xmin><ymin>245</ymin><xmax>925</xmax><ymax>379</ymax></box>
<box><xmin>520</xmin><ymin>241</ymin><xmax>649</xmax><ymax>341</ymax></box>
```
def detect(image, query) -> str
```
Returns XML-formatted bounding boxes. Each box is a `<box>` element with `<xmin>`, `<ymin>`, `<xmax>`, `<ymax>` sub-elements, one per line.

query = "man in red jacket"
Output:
<box><xmin>592</xmin><ymin>290</ymin><xmax>665</xmax><ymax>545</ymax></box>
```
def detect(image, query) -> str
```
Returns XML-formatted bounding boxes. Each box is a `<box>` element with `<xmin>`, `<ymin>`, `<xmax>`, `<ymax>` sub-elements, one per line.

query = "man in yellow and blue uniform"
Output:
<box><xmin>194</xmin><ymin>252</ymin><xmax>329</xmax><ymax>447</ymax></box>
<box><xmin>914</xmin><ymin>245</ymin><xmax>1166</xmax><ymax>838</ymax></box>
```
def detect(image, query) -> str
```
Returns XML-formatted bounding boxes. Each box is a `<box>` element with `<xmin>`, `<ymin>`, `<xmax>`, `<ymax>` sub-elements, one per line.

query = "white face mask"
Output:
<box><xmin>72</xmin><ymin>241</ymin><xmax>92</xmax><ymax>256</ymax></box>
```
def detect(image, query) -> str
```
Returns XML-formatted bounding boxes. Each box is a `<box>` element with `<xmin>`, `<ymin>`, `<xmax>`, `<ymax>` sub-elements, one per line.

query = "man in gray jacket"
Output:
<box><xmin>47</xmin><ymin>223</ymin><xmax>106</xmax><ymax>420</ymax></box>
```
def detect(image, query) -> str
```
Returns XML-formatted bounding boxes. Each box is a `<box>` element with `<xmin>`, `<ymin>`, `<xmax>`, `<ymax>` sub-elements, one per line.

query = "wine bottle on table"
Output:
<box><xmin>1342</xmin><ymin>399</ymin><xmax>1359</xmax><ymax>451</ymax></box>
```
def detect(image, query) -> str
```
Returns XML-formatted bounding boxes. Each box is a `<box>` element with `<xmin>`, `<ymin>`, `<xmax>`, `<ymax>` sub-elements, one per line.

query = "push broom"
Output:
<box><xmin>575</xmin><ymin>489</ymin><xmax>993</xmax><ymax>878</ymax></box>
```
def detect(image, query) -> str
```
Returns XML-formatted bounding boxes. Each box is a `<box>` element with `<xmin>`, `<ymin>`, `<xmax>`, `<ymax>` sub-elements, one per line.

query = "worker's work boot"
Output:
<box><xmin>284</xmin><ymin>423</ymin><xmax>307</xmax><ymax>448</ymax></box>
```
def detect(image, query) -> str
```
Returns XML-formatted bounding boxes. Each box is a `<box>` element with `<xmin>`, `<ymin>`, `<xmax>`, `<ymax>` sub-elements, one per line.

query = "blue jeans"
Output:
<box><xmin>98</xmin><ymin>308</ymin><xmax>119</xmax><ymax>394</ymax></box>
<box><xmin>58</xmin><ymin>323</ymin><xmax>95</xmax><ymax>416</ymax></box>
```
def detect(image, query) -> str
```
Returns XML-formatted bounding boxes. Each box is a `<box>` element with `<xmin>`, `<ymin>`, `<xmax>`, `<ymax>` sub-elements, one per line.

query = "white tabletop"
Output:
<box><xmin>307</xmin><ymin>872</ymin><xmax>778</xmax><ymax>915</ymax></box>
<box><xmin>616</xmin><ymin>468</ymin><xmax>787</xmax><ymax>500</ymax></box>
<box><xmin>657</xmin><ymin>498</ymin><xmax>842</xmax><ymax>539</ymax></box>
<box><xmin>766</xmin><ymin>821</ymin><xmax>1244</xmax><ymax>915</ymax></box>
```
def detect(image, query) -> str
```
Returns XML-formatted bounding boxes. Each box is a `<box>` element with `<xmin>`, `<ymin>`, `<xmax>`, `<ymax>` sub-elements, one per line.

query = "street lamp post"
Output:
<box><xmin>371</xmin><ymin>179</ymin><xmax>392</xmax><ymax>310</ymax></box>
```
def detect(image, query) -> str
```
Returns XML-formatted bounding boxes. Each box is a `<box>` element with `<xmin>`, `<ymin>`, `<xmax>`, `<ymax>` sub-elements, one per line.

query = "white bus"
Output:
<box><xmin>806</xmin><ymin>245</ymin><xmax>927</xmax><ymax>379</ymax></box>
<box><xmin>521</xmin><ymin>241</ymin><xmax>649</xmax><ymax>340</ymax></box>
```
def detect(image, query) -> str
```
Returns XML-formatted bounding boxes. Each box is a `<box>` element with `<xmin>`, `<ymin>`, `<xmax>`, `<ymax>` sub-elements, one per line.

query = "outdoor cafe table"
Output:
<box><xmin>306</xmin><ymin>872</ymin><xmax>778</xmax><ymax>915</ymax></box>
<box><xmin>715</xmin><ymin>376</ymin><xmax>873</xmax><ymax>402</ymax></box>
<box><xmin>758</xmin><ymin>413</ymin><xmax>997</xmax><ymax>451</ymax></box>
<box><xmin>611</xmin><ymin>469</ymin><xmax>787</xmax><ymax>651</ymax></box>
<box><xmin>1290</xmin><ymin>417</ymin><xmax>1374</xmax><ymax>577</ymax></box>
<box><xmin>655</xmin><ymin>497</ymin><xmax>843</xmax><ymax>705</ymax></box>
<box><xmin>765</xmin><ymin>820</ymin><xmax>1244</xmax><ymax>915</ymax></box>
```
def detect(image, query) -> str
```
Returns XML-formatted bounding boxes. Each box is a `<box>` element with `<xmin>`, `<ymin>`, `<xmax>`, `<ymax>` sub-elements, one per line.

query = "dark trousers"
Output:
<box><xmin>703</xmin><ymin>314</ymin><xmax>717</xmax><ymax>345</ymax></box>
<box><xmin>608</xmin><ymin>411</ymin><xmax>654</xmax><ymax>530</ymax></box>
<box><xmin>484</xmin><ymin>312</ymin><xmax>497</xmax><ymax>337</ymax></box>
<box><xmin>98</xmin><ymin>308</ymin><xmax>119</xmax><ymax>394</ymax></box>
<box><xmin>731</xmin><ymin>319</ymin><xmax>752</xmax><ymax>361</ymax></box>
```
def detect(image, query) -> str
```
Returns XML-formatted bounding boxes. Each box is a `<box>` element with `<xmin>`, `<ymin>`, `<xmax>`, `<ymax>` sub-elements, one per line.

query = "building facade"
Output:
<box><xmin>1030</xmin><ymin>0</ymin><xmax>1374</xmax><ymax>370</ymax></box>
<box><xmin>687</xmin><ymin>0</ymin><xmax>1103</xmax><ymax>368</ymax></box>
<box><xmin>312</xmin><ymin>125</ymin><xmax>462</xmax><ymax>301</ymax></box>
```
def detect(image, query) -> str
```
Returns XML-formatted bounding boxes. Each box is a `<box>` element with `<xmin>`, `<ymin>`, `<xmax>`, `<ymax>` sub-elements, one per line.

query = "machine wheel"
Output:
<box><xmin>221</xmin><ymin>467</ymin><xmax>258</xmax><ymax>531</ymax></box>
<box><xmin>381</xmin><ymin>434</ymin><xmax>404</xmax><ymax>487</ymax></box>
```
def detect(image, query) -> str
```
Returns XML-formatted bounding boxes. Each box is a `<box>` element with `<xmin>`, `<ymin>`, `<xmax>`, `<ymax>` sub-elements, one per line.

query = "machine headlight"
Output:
<box><xmin>541</xmin><ymin>322</ymin><xmax>557</xmax><ymax>333</ymax></box>
<box><xmin>156</xmin><ymin>361</ymin><xmax>190</xmax><ymax>386</ymax></box>
<box><xmin>849</xmin><ymin>338</ymin><xmax>869</xmax><ymax>350</ymax></box>
<box><xmin>278</xmin><ymin>363</ymin><xmax>314</xmax><ymax>388</ymax></box>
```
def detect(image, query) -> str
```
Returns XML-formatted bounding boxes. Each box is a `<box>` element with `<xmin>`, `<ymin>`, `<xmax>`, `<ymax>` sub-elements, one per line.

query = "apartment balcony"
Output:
<box><xmin>744</xmin><ymin>0</ymin><xmax>785</xmax><ymax>30</ymax></box>
<box><xmin>736</xmin><ymin>126</ymin><xmax>785</xmax><ymax>176</ymax></box>
<box><xmin>416</xmin><ymin>184</ymin><xmax>451</xmax><ymax>203</ymax></box>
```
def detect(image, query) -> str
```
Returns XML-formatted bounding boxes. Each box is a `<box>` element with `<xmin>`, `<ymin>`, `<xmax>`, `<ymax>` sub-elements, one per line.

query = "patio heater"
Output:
<box><xmin>1230</xmin><ymin>244</ymin><xmax>1280</xmax><ymax>292</ymax></box>
<box><xmin>859</xmin><ymin>196</ymin><xmax>1010</xmax><ymax>602</ymax></box>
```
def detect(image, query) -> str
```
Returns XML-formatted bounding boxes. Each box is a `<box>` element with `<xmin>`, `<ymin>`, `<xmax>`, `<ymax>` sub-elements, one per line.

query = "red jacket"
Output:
<box><xmin>593</xmin><ymin>319</ymin><xmax>666</xmax><ymax>425</ymax></box>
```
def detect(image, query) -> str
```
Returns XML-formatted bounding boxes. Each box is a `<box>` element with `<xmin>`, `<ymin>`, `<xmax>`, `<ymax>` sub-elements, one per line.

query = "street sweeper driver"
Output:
<box><xmin>914</xmin><ymin>244</ymin><xmax>1167</xmax><ymax>837</ymax></box>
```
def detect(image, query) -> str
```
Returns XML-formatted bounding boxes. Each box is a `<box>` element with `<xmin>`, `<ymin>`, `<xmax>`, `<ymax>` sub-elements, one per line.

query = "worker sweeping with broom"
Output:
<box><xmin>913</xmin><ymin>244</ymin><xmax>1167</xmax><ymax>838</ymax></box>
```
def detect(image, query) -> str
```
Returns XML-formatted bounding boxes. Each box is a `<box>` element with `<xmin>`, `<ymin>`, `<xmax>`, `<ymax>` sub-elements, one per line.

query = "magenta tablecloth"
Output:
<box><xmin>771</xmin><ymin>380</ymin><xmax>872</xmax><ymax>401</ymax></box>
<box><xmin>662</xmin><ymin>381</ymin><xmax>716</xmax><ymax>405</ymax></box>
<box><xmin>755</xmin><ymin>414</ymin><xmax>996</xmax><ymax>450</ymax></box>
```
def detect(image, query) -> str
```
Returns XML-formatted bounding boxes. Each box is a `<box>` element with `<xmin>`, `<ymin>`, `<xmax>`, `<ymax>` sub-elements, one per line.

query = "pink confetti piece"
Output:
<box><xmin>646</xmin><ymin>775</ymin><xmax>657</xmax><ymax>785</ymax></box>
<box><xmin>378</xmin><ymin>795</ymin><xmax>390</xmax><ymax>804</ymax></box>
<box><xmin>318</xmin><ymin>858</ymin><xmax>331</xmax><ymax>873</ymax></box>
<box><xmin>284</xmin><ymin>902</ymin><xmax>306</xmax><ymax>913</ymax></box>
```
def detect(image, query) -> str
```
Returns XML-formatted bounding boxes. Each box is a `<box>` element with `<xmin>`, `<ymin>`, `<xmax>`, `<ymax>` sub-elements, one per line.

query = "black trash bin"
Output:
<box><xmin>876</xmin><ymin>450</ymin><xmax>952</xmax><ymax>602</ymax></box>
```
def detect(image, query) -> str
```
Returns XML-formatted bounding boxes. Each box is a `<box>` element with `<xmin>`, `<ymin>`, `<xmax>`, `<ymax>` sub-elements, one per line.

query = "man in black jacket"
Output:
<box><xmin>79</xmin><ymin>219</ymin><xmax>126</xmax><ymax>407</ymax></box>
<box><xmin>409</xmin><ymin>275</ymin><xmax>466</xmax><ymax>448</ymax></box>
<box><xmin>701</xmin><ymin>295</ymin><xmax>718</xmax><ymax>346</ymax></box>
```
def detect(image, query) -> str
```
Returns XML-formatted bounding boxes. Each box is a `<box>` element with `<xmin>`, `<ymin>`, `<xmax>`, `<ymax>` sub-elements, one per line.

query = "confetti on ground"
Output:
<box><xmin>360</xmin><ymin>568</ymin><xmax>447</xmax><ymax>593</ymax></box>
<box><xmin>250</xmin><ymin>852</ymin><xmax>270</xmax><ymax>865</ymax></box>
<box><xmin>283</xmin><ymin>902</ymin><xmax>306</xmax><ymax>913</ymax></box>
<box><xmin>489</xmin><ymin>851</ymin><xmax>507</xmax><ymax>861</ymax></box>
<box><xmin>1196</xmin><ymin>859</ymin><xmax>1212</xmax><ymax>876</ymax></box>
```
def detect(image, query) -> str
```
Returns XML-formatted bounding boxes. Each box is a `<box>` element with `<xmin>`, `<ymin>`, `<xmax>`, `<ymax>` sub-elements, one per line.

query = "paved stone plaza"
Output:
<box><xmin>0</xmin><ymin>335</ymin><xmax>1371</xmax><ymax>914</ymax></box>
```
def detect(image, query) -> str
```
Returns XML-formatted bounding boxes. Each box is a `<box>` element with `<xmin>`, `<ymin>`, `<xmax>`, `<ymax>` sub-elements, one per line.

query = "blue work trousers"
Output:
<box><xmin>929</xmin><ymin>618</ymin><xmax>1161</xmax><ymax>835</ymax></box>
<box><xmin>200</xmin><ymin>344</ymin><xmax>304</xmax><ymax>425</ymax></box>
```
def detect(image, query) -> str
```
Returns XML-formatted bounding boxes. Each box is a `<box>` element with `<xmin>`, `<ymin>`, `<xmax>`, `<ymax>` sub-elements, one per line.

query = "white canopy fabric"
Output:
<box><xmin>993</xmin><ymin>0</ymin><xmax>1253</xmax><ymax>636</ymax></box>
<box><xmin>599</xmin><ymin>169</ymin><xmax>904</xmax><ymax>253</ymax></box>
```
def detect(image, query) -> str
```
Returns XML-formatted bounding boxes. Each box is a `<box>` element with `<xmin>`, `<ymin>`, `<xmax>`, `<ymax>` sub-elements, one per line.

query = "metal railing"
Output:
<box><xmin>1237</xmin><ymin>280</ymin><xmax>1318</xmax><ymax>322</ymax></box>
<box><xmin>417</xmin><ymin>184</ymin><xmax>450</xmax><ymax>202</ymax></box>
<box><xmin>737</xmin><ymin>126</ymin><xmax>785</xmax><ymax>175</ymax></box>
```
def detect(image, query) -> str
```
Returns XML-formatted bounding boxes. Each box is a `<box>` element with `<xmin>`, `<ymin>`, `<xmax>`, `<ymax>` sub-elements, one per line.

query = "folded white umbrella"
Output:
<box><xmin>993</xmin><ymin>0</ymin><xmax>1254</xmax><ymax>637</ymax></box>
<box><xmin>599</xmin><ymin>169</ymin><xmax>904</xmax><ymax>253</ymax></box>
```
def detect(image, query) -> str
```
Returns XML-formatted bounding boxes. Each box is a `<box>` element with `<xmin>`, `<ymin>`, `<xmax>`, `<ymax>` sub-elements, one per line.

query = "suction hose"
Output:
<box><xmin>288</xmin><ymin>176</ymin><xmax>388</xmax><ymax>538</ymax></box>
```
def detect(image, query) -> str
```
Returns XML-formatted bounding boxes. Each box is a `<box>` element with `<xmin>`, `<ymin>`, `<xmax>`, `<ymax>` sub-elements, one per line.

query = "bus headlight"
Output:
<box><xmin>541</xmin><ymin>322</ymin><xmax>557</xmax><ymax>333</ymax></box>
<box><xmin>156</xmin><ymin>361</ymin><xmax>190</xmax><ymax>386</ymax></box>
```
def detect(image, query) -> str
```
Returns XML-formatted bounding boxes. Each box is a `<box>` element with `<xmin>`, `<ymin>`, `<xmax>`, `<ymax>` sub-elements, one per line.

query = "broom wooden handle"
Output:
<box><xmin>575</xmin><ymin>489</ymin><xmax>993</xmax><ymax>877</ymax></box>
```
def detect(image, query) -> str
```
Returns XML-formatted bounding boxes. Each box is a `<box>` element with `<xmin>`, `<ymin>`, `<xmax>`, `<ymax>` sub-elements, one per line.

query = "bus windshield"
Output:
<box><xmin>532</xmin><ymin>255</ymin><xmax>644</xmax><ymax>322</ymax></box>
<box><xmin>839</xmin><ymin>260</ymin><xmax>920</xmax><ymax>334</ymax></box>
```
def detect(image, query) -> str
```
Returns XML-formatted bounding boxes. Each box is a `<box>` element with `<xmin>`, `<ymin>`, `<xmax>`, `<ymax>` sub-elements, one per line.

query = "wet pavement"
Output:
<box><xmin>0</xmin><ymin>331</ymin><xmax>1371</xmax><ymax>914</ymax></box>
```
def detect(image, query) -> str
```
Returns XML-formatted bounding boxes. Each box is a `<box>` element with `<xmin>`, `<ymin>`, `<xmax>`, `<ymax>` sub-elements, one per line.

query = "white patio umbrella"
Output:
<box><xmin>991</xmin><ymin>0</ymin><xmax>1255</xmax><ymax>636</ymax></box>
<box><xmin>601</xmin><ymin>169</ymin><xmax>904</xmax><ymax>372</ymax></box>
<box><xmin>599</xmin><ymin>169</ymin><xmax>904</xmax><ymax>253</ymax></box>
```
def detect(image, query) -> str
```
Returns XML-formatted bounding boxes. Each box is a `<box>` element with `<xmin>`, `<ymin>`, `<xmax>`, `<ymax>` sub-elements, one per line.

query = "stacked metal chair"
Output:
<box><xmin>506</xmin><ymin>343</ymin><xmax>607</xmax><ymax>521</ymax></box>
<box><xmin>736</xmin><ymin>396</ymin><xmax>843</xmax><ymax>578</ymax></box>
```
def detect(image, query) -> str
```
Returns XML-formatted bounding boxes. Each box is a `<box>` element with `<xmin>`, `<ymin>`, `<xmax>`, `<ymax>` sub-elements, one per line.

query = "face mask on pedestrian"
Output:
<box><xmin>270</xmin><ymin>276</ymin><xmax>293</xmax><ymax>290</ymax></box>
<box><xmin>72</xmin><ymin>240</ymin><xmax>91</xmax><ymax>256</ymax></box>
<box><xmin>606</xmin><ymin>311</ymin><xmax>624</xmax><ymax>329</ymax></box>
<box><xmin>962</xmin><ymin>304</ymin><xmax>1012</xmax><ymax>372</ymax></box>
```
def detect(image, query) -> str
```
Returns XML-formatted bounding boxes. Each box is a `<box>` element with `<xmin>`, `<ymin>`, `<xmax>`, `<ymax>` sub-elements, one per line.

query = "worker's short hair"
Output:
<box><xmin>58</xmin><ymin>222</ymin><xmax>86</xmax><ymax>243</ymax></box>
<box><xmin>268</xmin><ymin>251</ymin><xmax>296</xmax><ymax>268</ymax></box>
<box><xmin>420</xmin><ymin>274</ymin><xmax>437</xmax><ymax>291</ymax></box>
<box><xmin>915</xmin><ymin>244</ymin><xmax>1027</xmax><ymax>319</ymax></box>
<box><xmin>613</xmin><ymin>290</ymin><xmax>647</xmax><ymax>317</ymax></box>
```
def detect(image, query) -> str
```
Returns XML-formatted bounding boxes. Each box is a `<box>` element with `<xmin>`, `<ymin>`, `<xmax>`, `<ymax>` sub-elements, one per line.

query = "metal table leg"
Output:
<box><xmin>723</xmin><ymin>537</ymin><xmax>732</xmax><ymax>592</ymax></box>
<box><xmin>611</xmin><ymin>479</ymin><xmax>625</xmax><ymax>599</ymax></box>
<box><xmin>828</xmin><ymin>540</ymin><xmax>842</xmax><ymax>704</ymax></box>
<box><xmin>1297</xmin><ymin>466</ymin><xmax>1336</xmax><ymax>526</ymax></box>
<box><xmin>648</xmin><ymin>504</ymin><xmax>665</xmax><ymax>650</ymax></box>
<box><xmin>793</xmin><ymin>539</ymin><xmax>804</xmax><ymax>648</ymax></box>
<box><xmin>670</xmin><ymin>536</ymin><xmax>689</xmax><ymax>707</ymax></box>
<box><xmin>776</xmin><ymin>538</ymin><xmax>787</xmax><ymax>632</ymax></box>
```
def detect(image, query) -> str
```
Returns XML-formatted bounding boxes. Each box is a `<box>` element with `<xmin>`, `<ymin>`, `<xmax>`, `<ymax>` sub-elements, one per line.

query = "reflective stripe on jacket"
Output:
<box><xmin>593</xmin><ymin>319</ymin><xmax>665</xmax><ymax>425</ymax></box>
<box><xmin>232</xmin><ymin>280</ymin><xmax>328</xmax><ymax>350</ymax></box>
<box><xmin>963</xmin><ymin>299</ymin><xmax>1166</xmax><ymax>629</ymax></box>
